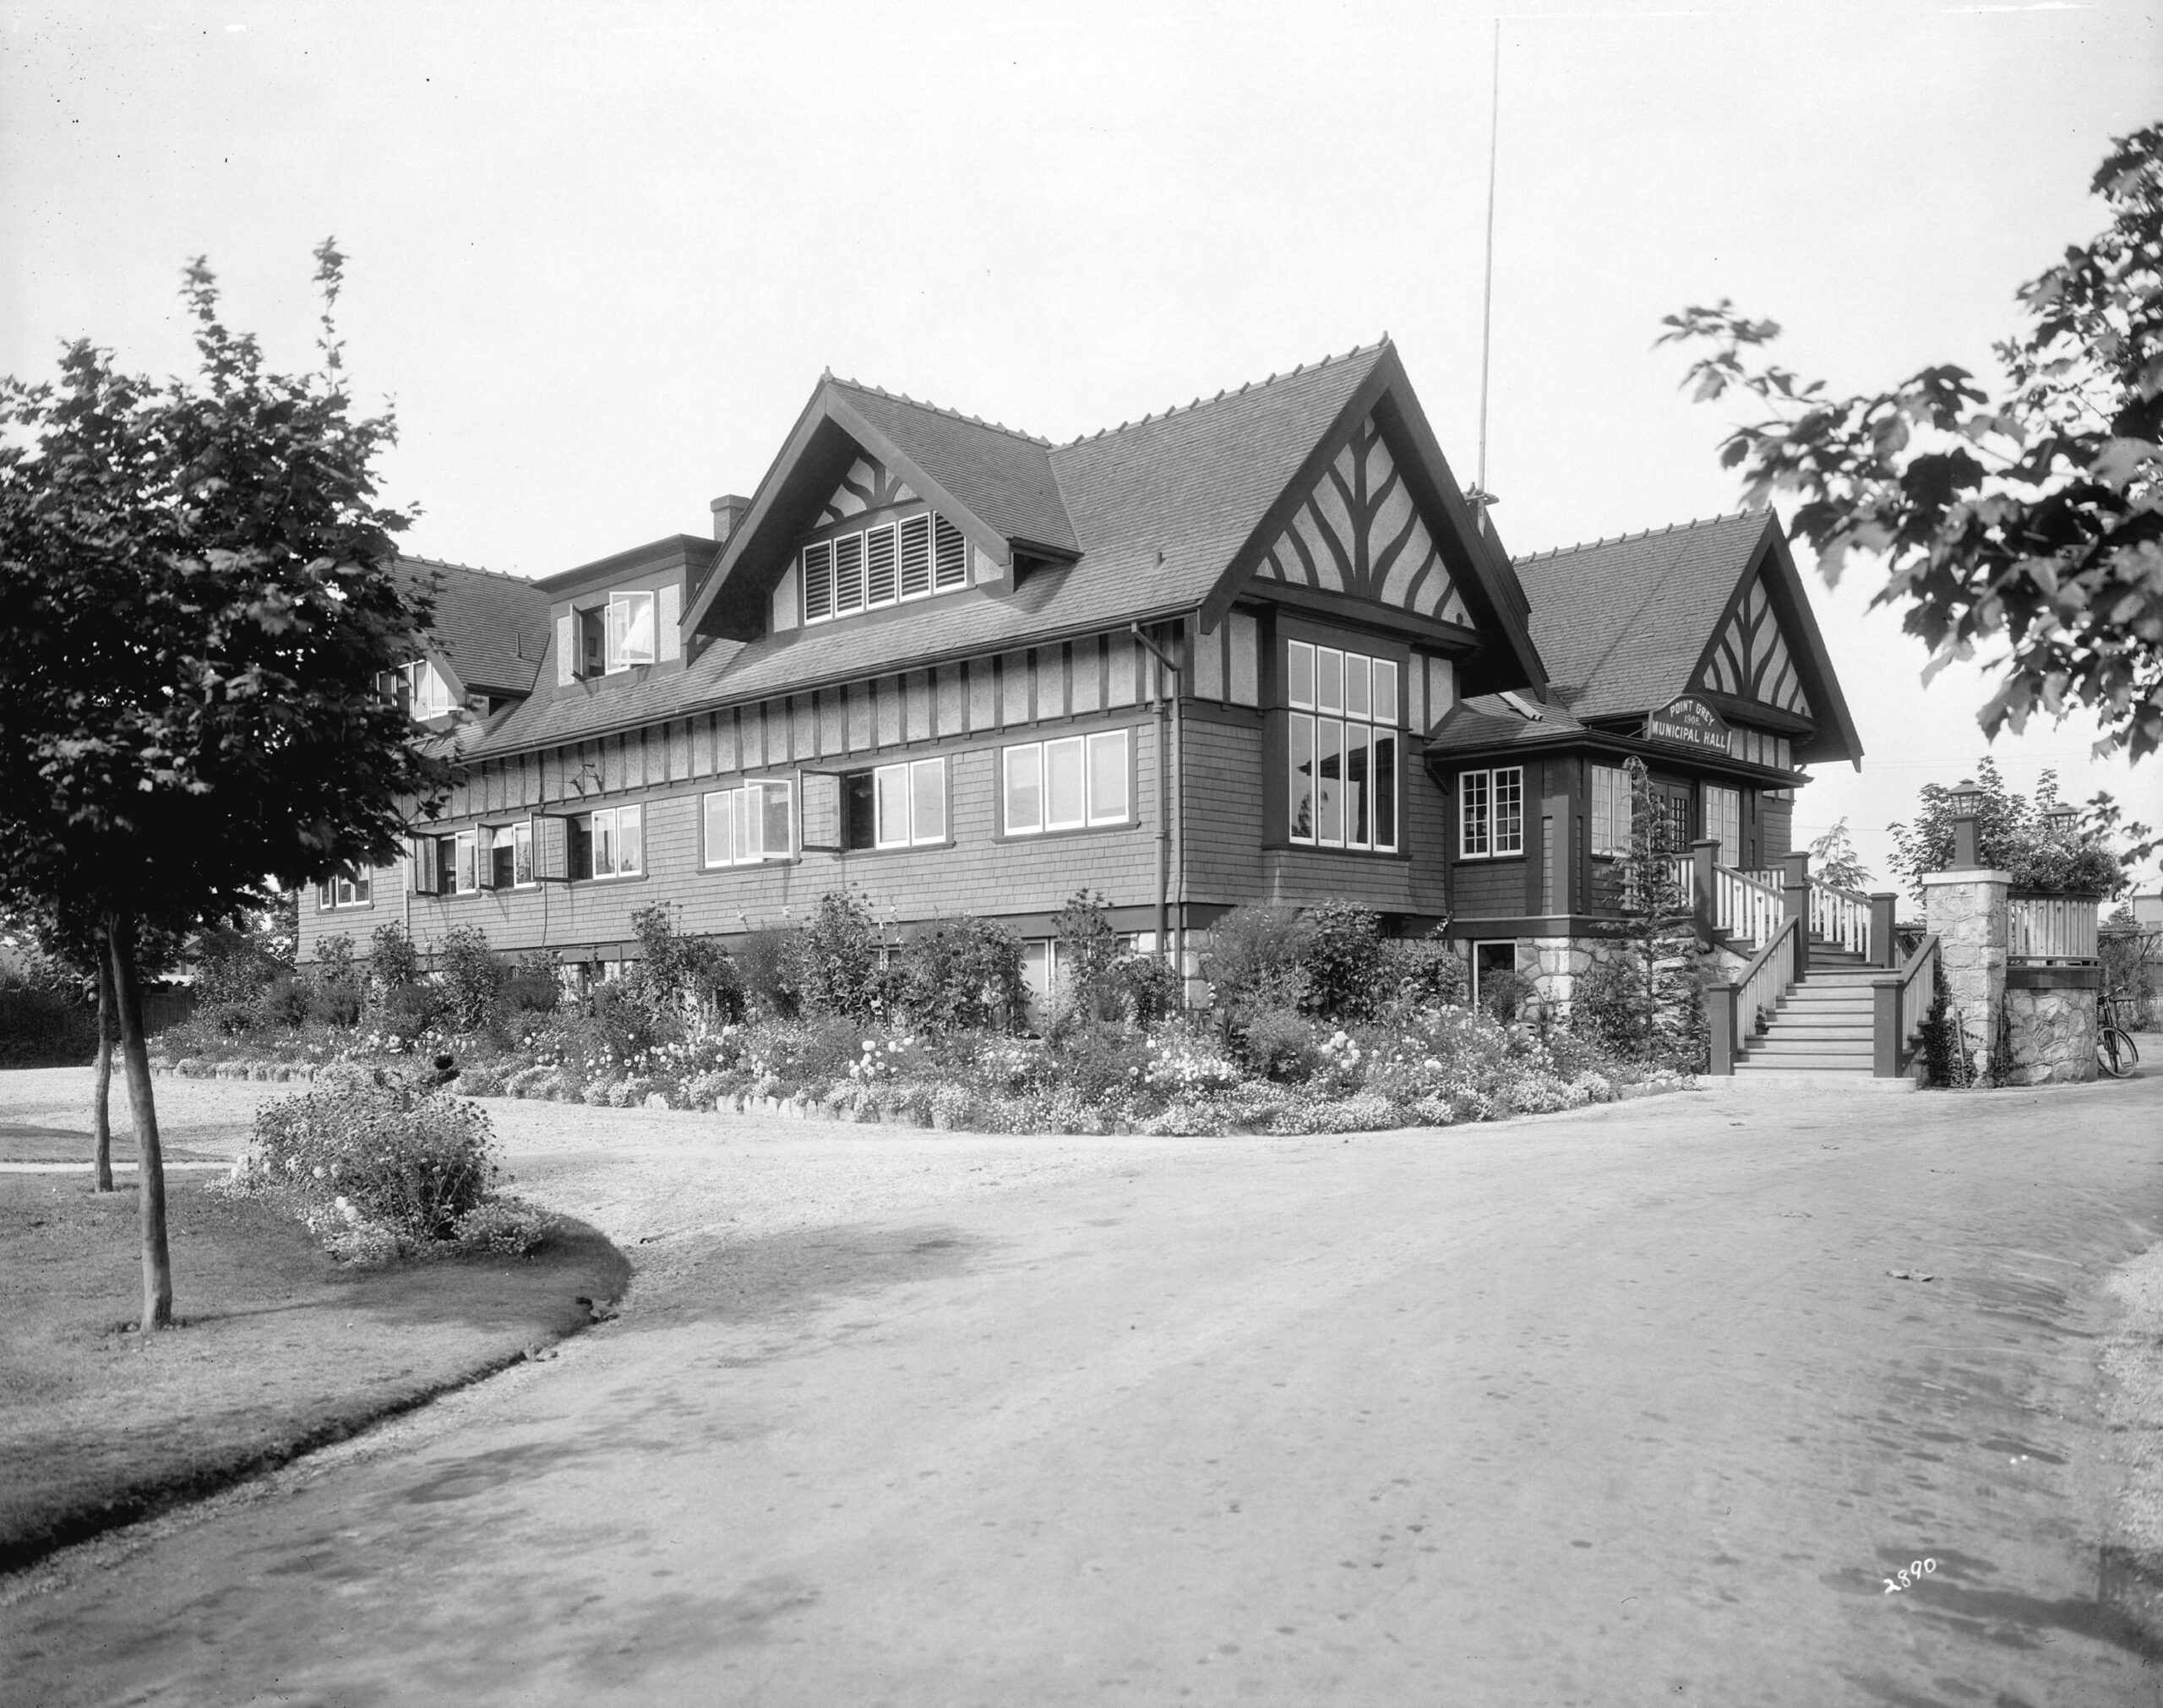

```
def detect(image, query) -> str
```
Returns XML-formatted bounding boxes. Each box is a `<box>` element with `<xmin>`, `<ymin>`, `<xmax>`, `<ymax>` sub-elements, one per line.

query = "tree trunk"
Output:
<box><xmin>106</xmin><ymin>916</ymin><xmax>172</xmax><ymax>1330</ymax></box>
<box><xmin>91</xmin><ymin>939</ymin><xmax>117</xmax><ymax>1193</ymax></box>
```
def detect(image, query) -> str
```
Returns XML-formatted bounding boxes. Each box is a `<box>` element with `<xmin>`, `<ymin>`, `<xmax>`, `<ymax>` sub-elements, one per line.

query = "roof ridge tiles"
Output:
<box><xmin>827</xmin><ymin>373</ymin><xmax>1056</xmax><ymax>447</ymax></box>
<box><xmin>399</xmin><ymin>552</ymin><xmax>539</xmax><ymax>586</ymax></box>
<box><xmin>1052</xmin><ymin>335</ymin><xmax>1391</xmax><ymax>448</ymax></box>
<box><xmin>1511</xmin><ymin>507</ymin><xmax>1763</xmax><ymax>566</ymax></box>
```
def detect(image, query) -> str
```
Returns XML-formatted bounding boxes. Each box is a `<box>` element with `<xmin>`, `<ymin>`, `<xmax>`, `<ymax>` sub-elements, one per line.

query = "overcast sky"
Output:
<box><xmin>3</xmin><ymin>0</ymin><xmax>2158</xmax><ymax>889</ymax></box>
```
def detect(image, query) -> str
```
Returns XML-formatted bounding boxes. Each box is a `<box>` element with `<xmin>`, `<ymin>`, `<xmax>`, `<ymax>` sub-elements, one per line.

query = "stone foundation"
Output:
<box><xmin>1519</xmin><ymin>936</ymin><xmax>1623</xmax><ymax>1025</ymax></box>
<box><xmin>2003</xmin><ymin>987</ymin><xmax>2099</xmax><ymax>1085</ymax></box>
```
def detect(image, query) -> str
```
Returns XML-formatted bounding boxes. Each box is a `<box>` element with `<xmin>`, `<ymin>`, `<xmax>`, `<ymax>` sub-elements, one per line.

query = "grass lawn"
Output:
<box><xmin>0</xmin><ymin>1172</ymin><xmax>629</xmax><ymax>1573</ymax></box>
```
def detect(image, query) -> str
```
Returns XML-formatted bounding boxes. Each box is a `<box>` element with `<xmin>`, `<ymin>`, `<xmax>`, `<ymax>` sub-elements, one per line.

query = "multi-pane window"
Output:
<box><xmin>390</xmin><ymin>659</ymin><xmax>457</xmax><ymax>719</ymax></box>
<box><xmin>703</xmin><ymin>781</ymin><xmax>794</xmax><ymax>867</ymax></box>
<box><xmin>1703</xmin><ymin>785</ymin><xmax>1742</xmax><ymax>868</ymax></box>
<box><xmin>1457</xmin><ymin>766</ymin><xmax>1523</xmax><ymax>858</ymax></box>
<box><xmin>1590</xmin><ymin>764</ymin><xmax>1632</xmax><ymax>857</ymax></box>
<box><xmin>574</xmin><ymin>805</ymin><xmax>643</xmax><ymax>880</ymax></box>
<box><xmin>1003</xmin><ymin>731</ymin><xmax>1130</xmax><ymax>835</ymax></box>
<box><xmin>316</xmin><ymin>872</ymin><xmax>373</xmax><ymax>910</ymax></box>
<box><xmin>484</xmin><ymin>822</ymin><xmax>535</xmax><ymax>889</ymax></box>
<box><xmin>1286</xmin><ymin>640</ymin><xmax>1399</xmax><ymax>851</ymax></box>
<box><xmin>803</xmin><ymin>511</ymin><xmax>971</xmax><ymax>625</ymax></box>
<box><xmin>845</xmin><ymin>759</ymin><xmax>948</xmax><ymax>850</ymax></box>
<box><xmin>455</xmin><ymin>830</ymin><xmax>479</xmax><ymax>894</ymax></box>
<box><xmin>605</xmin><ymin>591</ymin><xmax>656</xmax><ymax>673</ymax></box>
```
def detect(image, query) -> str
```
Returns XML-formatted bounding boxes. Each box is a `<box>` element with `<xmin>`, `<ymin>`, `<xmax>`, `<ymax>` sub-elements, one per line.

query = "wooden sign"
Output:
<box><xmin>1643</xmin><ymin>695</ymin><xmax>1733</xmax><ymax>753</ymax></box>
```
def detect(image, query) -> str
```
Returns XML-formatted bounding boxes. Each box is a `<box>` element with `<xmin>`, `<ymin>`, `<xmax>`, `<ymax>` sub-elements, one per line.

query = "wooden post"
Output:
<box><xmin>1708</xmin><ymin>981</ymin><xmax>1738</xmax><ymax>1074</ymax></box>
<box><xmin>1689</xmin><ymin>837</ymin><xmax>1719</xmax><ymax>943</ymax></box>
<box><xmin>1869</xmin><ymin>893</ymin><xmax>1899</xmax><ymax>969</ymax></box>
<box><xmin>1872</xmin><ymin>976</ymin><xmax>1904</xmax><ymax>1077</ymax></box>
<box><xmin>1782</xmin><ymin>850</ymin><xmax>1812</xmax><ymax>984</ymax></box>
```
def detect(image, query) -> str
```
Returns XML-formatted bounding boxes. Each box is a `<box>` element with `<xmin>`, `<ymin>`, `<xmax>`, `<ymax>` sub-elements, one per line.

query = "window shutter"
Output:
<box><xmin>532</xmin><ymin>813</ymin><xmax>570</xmax><ymax>882</ymax></box>
<box><xmin>833</xmin><ymin>533</ymin><xmax>865</xmax><ymax>614</ymax></box>
<box><xmin>658</xmin><ymin>583</ymin><xmax>682</xmax><ymax>661</ymax></box>
<box><xmin>865</xmin><ymin>525</ymin><xmax>898</xmax><ymax>607</ymax></box>
<box><xmin>555</xmin><ymin>613</ymin><xmax>575</xmax><ymax>686</ymax></box>
<box><xmin>898</xmin><ymin>514</ymin><xmax>932</xmax><ymax>598</ymax></box>
<box><xmin>802</xmin><ymin>541</ymin><xmax>834</xmax><ymax>623</ymax></box>
<box><xmin>798</xmin><ymin>770</ymin><xmax>844</xmax><ymax>852</ymax></box>
<box><xmin>932</xmin><ymin>514</ymin><xmax>967</xmax><ymax>590</ymax></box>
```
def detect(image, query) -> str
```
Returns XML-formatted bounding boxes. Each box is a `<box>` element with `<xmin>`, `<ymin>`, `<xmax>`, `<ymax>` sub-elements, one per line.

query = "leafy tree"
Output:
<box><xmin>0</xmin><ymin>245</ymin><xmax>445</xmax><ymax>1329</ymax></box>
<box><xmin>1887</xmin><ymin>758</ymin><xmax>2132</xmax><ymax>897</ymax></box>
<box><xmin>1806</xmin><ymin>819</ymin><xmax>1872</xmax><ymax>892</ymax></box>
<box><xmin>1659</xmin><ymin>125</ymin><xmax>2162</xmax><ymax>759</ymax></box>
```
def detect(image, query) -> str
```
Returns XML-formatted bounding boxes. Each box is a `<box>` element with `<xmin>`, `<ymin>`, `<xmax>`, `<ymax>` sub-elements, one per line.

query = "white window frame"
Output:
<box><xmin>582</xmin><ymin>804</ymin><xmax>643</xmax><ymax>881</ymax></box>
<box><xmin>1704</xmin><ymin>783</ymin><xmax>1742</xmax><ymax>869</ymax></box>
<box><xmin>1589</xmin><ymin>764</ymin><xmax>1632</xmax><ymax>858</ymax></box>
<box><xmin>604</xmin><ymin>591</ymin><xmax>656</xmax><ymax>674</ymax></box>
<box><xmin>802</xmin><ymin>510</ymin><xmax>972</xmax><ymax>625</ymax></box>
<box><xmin>873</xmin><ymin>757</ymin><xmax>947</xmax><ymax>849</ymax></box>
<box><xmin>702</xmin><ymin>781</ymin><xmax>794</xmax><ymax>867</ymax></box>
<box><xmin>317</xmin><ymin>872</ymin><xmax>373</xmax><ymax>911</ymax></box>
<box><xmin>1457</xmin><ymin>766</ymin><xmax>1523</xmax><ymax>859</ymax></box>
<box><xmin>1002</xmin><ymin>729</ymin><xmax>1131</xmax><ymax>836</ymax></box>
<box><xmin>511</xmin><ymin>819</ymin><xmax>534</xmax><ymax>888</ymax></box>
<box><xmin>1287</xmin><ymin>642</ymin><xmax>1399</xmax><ymax>853</ymax></box>
<box><xmin>394</xmin><ymin>658</ymin><xmax>457</xmax><ymax>720</ymax></box>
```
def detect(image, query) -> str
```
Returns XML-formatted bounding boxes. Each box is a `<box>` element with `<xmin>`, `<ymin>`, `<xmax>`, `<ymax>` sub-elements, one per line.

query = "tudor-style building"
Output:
<box><xmin>294</xmin><ymin>342</ymin><xmax>1865</xmax><ymax>1031</ymax></box>
<box><xmin>1425</xmin><ymin>510</ymin><xmax>1864</xmax><ymax>1007</ymax></box>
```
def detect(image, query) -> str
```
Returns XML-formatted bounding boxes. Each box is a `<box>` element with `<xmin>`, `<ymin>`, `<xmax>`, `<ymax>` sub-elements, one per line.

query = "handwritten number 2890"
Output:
<box><xmin>1883</xmin><ymin>1558</ymin><xmax>1937</xmax><ymax>1594</ymax></box>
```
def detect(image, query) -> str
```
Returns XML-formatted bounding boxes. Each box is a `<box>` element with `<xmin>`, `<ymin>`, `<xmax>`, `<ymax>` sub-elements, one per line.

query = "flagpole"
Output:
<box><xmin>1475</xmin><ymin>17</ymin><xmax>1501</xmax><ymax>532</ymax></box>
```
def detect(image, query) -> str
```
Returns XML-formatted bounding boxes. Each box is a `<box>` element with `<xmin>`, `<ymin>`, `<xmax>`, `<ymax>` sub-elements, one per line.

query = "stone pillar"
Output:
<box><xmin>1922</xmin><ymin>868</ymin><xmax>2010</xmax><ymax>1080</ymax></box>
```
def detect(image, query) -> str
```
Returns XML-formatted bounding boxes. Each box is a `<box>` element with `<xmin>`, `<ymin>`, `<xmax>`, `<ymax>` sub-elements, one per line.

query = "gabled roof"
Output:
<box><xmin>1508</xmin><ymin>510</ymin><xmax>1862</xmax><ymax>766</ymax></box>
<box><xmin>397</xmin><ymin>556</ymin><xmax>552</xmax><ymax>700</ymax></box>
<box><xmin>475</xmin><ymin>343</ymin><xmax>1545</xmax><ymax>763</ymax></box>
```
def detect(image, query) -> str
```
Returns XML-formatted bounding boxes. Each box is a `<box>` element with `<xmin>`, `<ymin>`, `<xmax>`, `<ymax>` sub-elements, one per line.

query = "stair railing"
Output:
<box><xmin>1707</xmin><ymin>914</ymin><xmax>1801</xmax><ymax>1074</ymax></box>
<box><xmin>1872</xmin><ymin>932</ymin><xmax>1940</xmax><ymax>1079</ymax></box>
<box><xmin>1808</xmin><ymin>880</ymin><xmax>1873</xmax><ymax>961</ymax></box>
<box><xmin>1718</xmin><ymin>865</ymin><xmax>1785</xmax><ymax>949</ymax></box>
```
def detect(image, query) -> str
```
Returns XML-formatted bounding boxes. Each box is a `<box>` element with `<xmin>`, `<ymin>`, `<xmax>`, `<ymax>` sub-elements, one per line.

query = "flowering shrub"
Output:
<box><xmin>245</xmin><ymin>1064</ymin><xmax>502</xmax><ymax>1248</ymax></box>
<box><xmin>1140</xmin><ymin>1029</ymin><xmax>1242</xmax><ymax>1098</ymax></box>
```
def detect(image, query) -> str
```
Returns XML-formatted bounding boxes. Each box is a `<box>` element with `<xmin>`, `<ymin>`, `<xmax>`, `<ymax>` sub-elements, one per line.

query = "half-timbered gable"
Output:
<box><xmin>1697</xmin><ymin>569</ymin><xmax>1812</xmax><ymax>721</ymax></box>
<box><xmin>1251</xmin><ymin>414</ymin><xmax>1474</xmax><ymax>628</ymax></box>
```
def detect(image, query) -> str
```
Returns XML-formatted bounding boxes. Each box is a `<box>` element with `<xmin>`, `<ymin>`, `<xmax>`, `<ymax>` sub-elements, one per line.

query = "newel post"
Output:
<box><xmin>1872</xmin><ymin>976</ymin><xmax>1903</xmax><ymax>1077</ymax></box>
<box><xmin>1689</xmin><ymin>838</ymin><xmax>1719</xmax><ymax>944</ymax></box>
<box><xmin>1708</xmin><ymin>981</ymin><xmax>1738</xmax><ymax>1074</ymax></box>
<box><xmin>1869</xmin><ymin>893</ymin><xmax>1899</xmax><ymax>969</ymax></box>
<box><xmin>1782</xmin><ymin>850</ymin><xmax>1812</xmax><ymax>983</ymax></box>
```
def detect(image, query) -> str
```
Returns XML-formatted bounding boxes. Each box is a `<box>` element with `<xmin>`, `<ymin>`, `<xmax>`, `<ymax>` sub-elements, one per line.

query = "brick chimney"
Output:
<box><xmin>710</xmin><ymin>493</ymin><xmax>749</xmax><ymax>544</ymax></box>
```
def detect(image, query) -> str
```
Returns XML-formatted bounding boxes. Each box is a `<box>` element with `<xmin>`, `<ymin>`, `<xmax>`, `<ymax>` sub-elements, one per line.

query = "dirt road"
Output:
<box><xmin>5</xmin><ymin>1069</ymin><xmax>2162</xmax><ymax>1705</ymax></box>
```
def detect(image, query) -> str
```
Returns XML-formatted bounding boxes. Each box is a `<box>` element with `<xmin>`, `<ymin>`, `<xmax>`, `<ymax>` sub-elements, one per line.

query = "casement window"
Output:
<box><xmin>703</xmin><ymin>781</ymin><xmax>794</xmax><ymax>867</ymax></box>
<box><xmin>843</xmin><ymin>757</ymin><xmax>948</xmax><ymax>851</ymax></box>
<box><xmin>1286</xmin><ymin>640</ymin><xmax>1399</xmax><ymax>851</ymax></box>
<box><xmin>315</xmin><ymin>872</ymin><xmax>373</xmax><ymax>910</ymax></box>
<box><xmin>1589</xmin><ymin>764</ymin><xmax>1632</xmax><ymax>858</ymax></box>
<box><xmin>1703</xmin><ymin>785</ymin><xmax>1742</xmax><ymax>869</ymax></box>
<box><xmin>572</xmin><ymin>805</ymin><xmax>643</xmax><ymax>881</ymax></box>
<box><xmin>454</xmin><ymin>830</ymin><xmax>479</xmax><ymax>895</ymax></box>
<box><xmin>802</xmin><ymin>511</ymin><xmax>972</xmax><ymax>625</ymax></box>
<box><xmin>482</xmin><ymin>822</ymin><xmax>535</xmax><ymax>889</ymax></box>
<box><xmin>387</xmin><ymin>659</ymin><xmax>457</xmax><ymax>720</ymax></box>
<box><xmin>605</xmin><ymin>591</ymin><xmax>656</xmax><ymax>673</ymax></box>
<box><xmin>1457</xmin><ymin>766</ymin><xmax>1523</xmax><ymax>858</ymax></box>
<box><xmin>1002</xmin><ymin>730</ymin><xmax>1130</xmax><ymax>835</ymax></box>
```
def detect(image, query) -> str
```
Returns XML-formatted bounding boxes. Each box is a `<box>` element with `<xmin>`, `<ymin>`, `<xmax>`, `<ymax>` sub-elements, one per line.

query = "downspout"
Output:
<box><xmin>1131</xmin><ymin>623</ymin><xmax>1184</xmax><ymax>972</ymax></box>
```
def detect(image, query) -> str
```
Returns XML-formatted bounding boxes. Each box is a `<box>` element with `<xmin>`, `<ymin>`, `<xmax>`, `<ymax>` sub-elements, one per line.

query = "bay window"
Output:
<box><xmin>1003</xmin><ymin>730</ymin><xmax>1130</xmax><ymax>835</ymax></box>
<box><xmin>1458</xmin><ymin>766</ymin><xmax>1523</xmax><ymax>858</ymax></box>
<box><xmin>1286</xmin><ymin>639</ymin><xmax>1399</xmax><ymax>851</ymax></box>
<box><xmin>704</xmin><ymin>781</ymin><xmax>794</xmax><ymax>866</ymax></box>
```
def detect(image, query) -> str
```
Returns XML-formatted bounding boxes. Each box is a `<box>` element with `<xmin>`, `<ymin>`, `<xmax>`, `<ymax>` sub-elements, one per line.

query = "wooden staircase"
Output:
<box><xmin>1731</xmin><ymin>955</ymin><xmax>1877</xmax><ymax>1075</ymax></box>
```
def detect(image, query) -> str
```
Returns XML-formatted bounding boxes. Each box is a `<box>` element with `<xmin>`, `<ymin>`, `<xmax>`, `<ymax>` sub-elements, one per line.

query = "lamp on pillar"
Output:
<box><xmin>1948</xmin><ymin>777</ymin><xmax>1982</xmax><ymax>868</ymax></box>
<box><xmin>2042</xmin><ymin>802</ymin><xmax>2080</xmax><ymax>840</ymax></box>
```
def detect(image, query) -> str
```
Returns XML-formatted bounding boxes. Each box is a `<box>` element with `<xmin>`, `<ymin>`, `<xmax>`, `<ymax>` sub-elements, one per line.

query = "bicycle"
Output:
<box><xmin>2097</xmin><ymin>990</ymin><xmax>2141</xmax><ymax>1080</ymax></box>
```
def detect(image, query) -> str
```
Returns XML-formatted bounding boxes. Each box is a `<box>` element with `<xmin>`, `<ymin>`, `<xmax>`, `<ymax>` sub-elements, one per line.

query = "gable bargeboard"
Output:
<box><xmin>1251</xmin><ymin>414</ymin><xmax>1472</xmax><ymax>628</ymax></box>
<box><xmin>816</xmin><ymin>455</ymin><xmax>921</xmax><ymax>527</ymax></box>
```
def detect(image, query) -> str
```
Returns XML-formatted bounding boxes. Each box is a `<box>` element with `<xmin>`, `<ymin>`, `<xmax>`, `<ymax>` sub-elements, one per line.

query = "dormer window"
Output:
<box><xmin>803</xmin><ymin>511</ymin><xmax>970</xmax><ymax>625</ymax></box>
<box><xmin>606</xmin><ymin>591</ymin><xmax>656</xmax><ymax>672</ymax></box>
<box><xmin>390</xmin><ymin>659</ymin><xmax>457</xmax><ymax>720</ymax></box>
